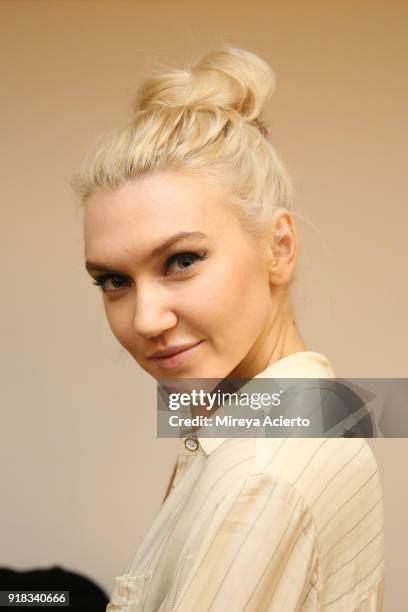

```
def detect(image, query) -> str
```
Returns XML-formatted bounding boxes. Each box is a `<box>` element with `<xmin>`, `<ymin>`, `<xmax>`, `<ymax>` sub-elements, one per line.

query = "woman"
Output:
<box><xmin>73</xmin><ymin>45</ymin><xmax>384</xmax><ymax>611</ymax></box>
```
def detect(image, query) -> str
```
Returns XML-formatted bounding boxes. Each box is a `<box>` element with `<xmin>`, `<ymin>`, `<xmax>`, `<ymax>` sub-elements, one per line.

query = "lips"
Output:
<box><xmin>148</xmin><ymin>341</ymin><xmax>202</xmax><ymax>359</ymax></box>
<box><xmin>147</xmin><ymin>340</ymin><xmax>203</xmax><ymax>370</ymax></box>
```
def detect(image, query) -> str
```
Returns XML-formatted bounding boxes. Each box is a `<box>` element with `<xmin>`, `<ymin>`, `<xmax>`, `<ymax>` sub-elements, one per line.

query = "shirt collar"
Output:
<box><xmin>197</xmin><ymin>351</ymin><xmax>335</xmax><ymax>456</ymax></box>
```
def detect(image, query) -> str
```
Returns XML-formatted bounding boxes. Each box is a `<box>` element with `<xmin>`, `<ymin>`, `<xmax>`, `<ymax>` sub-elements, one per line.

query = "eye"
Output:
<box><xmin>164</xmin><ymin>251</ymin><xmax>205</xmax><ymax>276</ymax></box>
<box><xmin>92</xmin><ymin>274</ymin><xmax>131</xmax><ymax>293</ymax></box>
<box><xmin>91</xmin><ymin>251</ymin><xmax>206</xmax><ymax>292</ymax></box>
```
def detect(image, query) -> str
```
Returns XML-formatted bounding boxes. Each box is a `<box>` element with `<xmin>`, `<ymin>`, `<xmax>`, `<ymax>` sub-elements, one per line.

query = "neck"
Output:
<box><xmin>229</xmin><ymin>293</ymin><xmax>307</xmax><ymax>379</ymax></box>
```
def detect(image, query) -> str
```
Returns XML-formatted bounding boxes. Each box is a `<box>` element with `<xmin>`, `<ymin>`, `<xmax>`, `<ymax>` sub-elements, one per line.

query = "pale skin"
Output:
<box><xmin>84</xmin><ymin>170</ymin><xmax>307</xmax><ymax>385</ymax></box>
<box><xmin>84</xmin><ymin>169</ymin><xmax>307</xmax><ymax>503</ymax></box>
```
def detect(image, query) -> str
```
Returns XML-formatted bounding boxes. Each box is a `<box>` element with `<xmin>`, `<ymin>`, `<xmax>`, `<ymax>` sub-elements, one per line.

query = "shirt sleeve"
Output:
<box><xmin>164</xmin><ymin>473</ymin><xmax>318</xmax><ymax>612</ymax></box>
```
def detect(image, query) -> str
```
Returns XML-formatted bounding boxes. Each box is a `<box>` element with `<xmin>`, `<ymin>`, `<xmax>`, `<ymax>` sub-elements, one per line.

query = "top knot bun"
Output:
<box><xmin>134</xmin><ymin>44</ymin><xmax>276</xmax><ymax>126</ymax></box>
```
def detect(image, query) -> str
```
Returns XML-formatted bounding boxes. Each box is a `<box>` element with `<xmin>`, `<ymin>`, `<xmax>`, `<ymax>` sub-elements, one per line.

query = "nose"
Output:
<box><xmin>132</xmin><ymin>282</ymin><xmax>178</xmax><ymax>339</ymax></box>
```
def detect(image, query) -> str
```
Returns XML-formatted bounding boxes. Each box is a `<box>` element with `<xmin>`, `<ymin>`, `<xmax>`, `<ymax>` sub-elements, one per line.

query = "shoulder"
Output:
<box><xmin>202</xmin><ymin>436</ymin><xmax>383</xmax><ymax>544</ymax></box>
<box><xmin>252</xmin><ymin>438</ymin><xmax>383</xmax><ymax>557</ymax></box>
<box><xmin>206</xmin><ymin>436</ymin><xmax>382</xmax><ymax>506</ymax></box>
<box><xmin>252</xmin><ymin>438</ymin><xmax>383</xmax><ymax>521</ymax></box>
<box><xmin>253</xmin><ymin>437</ymin><xmax>380</xmax><ymax>487</ymax></box>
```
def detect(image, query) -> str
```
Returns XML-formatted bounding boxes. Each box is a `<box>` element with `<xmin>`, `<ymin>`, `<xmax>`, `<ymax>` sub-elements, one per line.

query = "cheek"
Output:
<box><xmin>181</xmin><ymin>250</ymin><xmax>271</xmax><ymax>334</ymax></box>
<box><xmin>103</xmin><ymin>299</ymin><xmax>136</xmax><ymax>350</ymax></box>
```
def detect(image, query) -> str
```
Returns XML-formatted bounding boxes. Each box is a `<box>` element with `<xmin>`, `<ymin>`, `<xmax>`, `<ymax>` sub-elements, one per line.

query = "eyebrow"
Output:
<box><xmin>85</xmin><ymin>231</ymin><xmax>210</xmax><ymax>272</ymax></box>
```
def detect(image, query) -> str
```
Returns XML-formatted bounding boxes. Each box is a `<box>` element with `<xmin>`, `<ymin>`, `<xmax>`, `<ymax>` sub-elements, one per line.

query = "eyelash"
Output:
<box><xmin>92</xmin><ymin>251</ymin><xmax>206</xmax><ymax>293</ymax></box>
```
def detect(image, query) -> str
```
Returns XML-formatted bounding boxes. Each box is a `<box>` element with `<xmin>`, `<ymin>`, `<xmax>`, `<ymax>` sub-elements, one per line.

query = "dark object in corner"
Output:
<box><xmin>0</xmin><ymin>565</ymin><xmax>109</xmax><ymax>611</ymax></box>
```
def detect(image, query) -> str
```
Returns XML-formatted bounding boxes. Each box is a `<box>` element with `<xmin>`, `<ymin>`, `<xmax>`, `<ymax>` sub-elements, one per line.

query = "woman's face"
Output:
<box><xmin>84</xmin><ymin>170</ymin><xmax>282</xmax><ymax>380</ymax></box>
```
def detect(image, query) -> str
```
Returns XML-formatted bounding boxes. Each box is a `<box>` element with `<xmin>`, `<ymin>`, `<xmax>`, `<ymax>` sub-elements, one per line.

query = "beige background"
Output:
<box><xmin>1</xmin><ymin>0</ymin><xmax>407</xmax><ymax>609</ymax></box>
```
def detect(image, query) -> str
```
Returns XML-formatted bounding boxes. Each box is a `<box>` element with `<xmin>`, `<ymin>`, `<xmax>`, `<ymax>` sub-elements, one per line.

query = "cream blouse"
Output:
<box><xmin>107</xmin><ymin>351</ymin><xmax>385</xmax><ymax>611</ymax></box>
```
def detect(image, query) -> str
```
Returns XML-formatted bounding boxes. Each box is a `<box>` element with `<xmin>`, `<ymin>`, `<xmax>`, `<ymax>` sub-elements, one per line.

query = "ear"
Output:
<box><xmin>265</xmin><ymin>211</ymin><xmax>298</xmax><ymax>287</ymax></box>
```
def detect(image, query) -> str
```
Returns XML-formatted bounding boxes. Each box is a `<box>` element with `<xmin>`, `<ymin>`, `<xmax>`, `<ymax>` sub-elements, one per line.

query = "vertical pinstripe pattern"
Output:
<box><xmin>107</xmin><ymin>352</ymin><xmax>384</xmax><ymax>611</ymax></box>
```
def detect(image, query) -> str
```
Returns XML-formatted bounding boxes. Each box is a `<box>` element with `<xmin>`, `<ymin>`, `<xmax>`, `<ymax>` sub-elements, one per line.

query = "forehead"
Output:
<box><xmin>84</xmin><ymin>171</ymin><xmax>239</xmax><ymax>255</ymax></box>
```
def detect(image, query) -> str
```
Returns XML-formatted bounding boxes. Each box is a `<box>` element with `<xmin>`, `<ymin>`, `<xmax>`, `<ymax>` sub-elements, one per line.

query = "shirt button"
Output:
<box><xmin>184</xmin><ymin>437</ymin><xmax>198</xmax><ymax>452</ymax></box>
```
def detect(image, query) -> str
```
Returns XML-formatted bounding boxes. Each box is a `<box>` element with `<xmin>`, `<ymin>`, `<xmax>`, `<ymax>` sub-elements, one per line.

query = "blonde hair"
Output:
<box><xmin>72</xmin><ymin>45</ymin><xmax>293</xmax><ymax>239</ymax></box>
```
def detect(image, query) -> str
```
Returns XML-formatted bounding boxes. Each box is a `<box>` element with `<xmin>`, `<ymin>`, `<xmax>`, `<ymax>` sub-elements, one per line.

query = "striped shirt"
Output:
<box><xmin>107</xmin><ymin>351</ymin><xmax>385</xmax><ymax>611</ymax></box>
